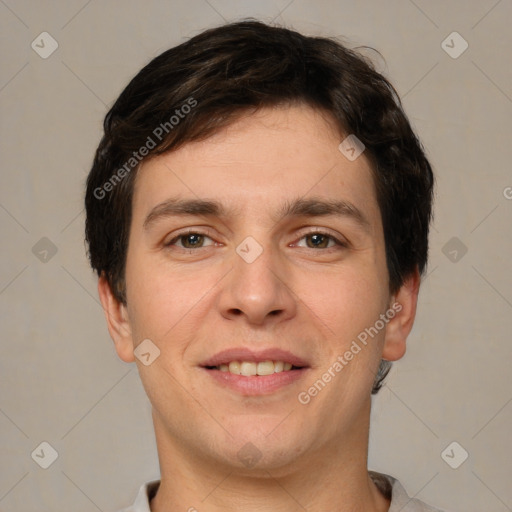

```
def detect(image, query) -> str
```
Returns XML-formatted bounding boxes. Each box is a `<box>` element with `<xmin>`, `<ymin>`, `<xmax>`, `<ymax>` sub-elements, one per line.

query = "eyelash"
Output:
<box><xmin>165</xmin><ymin>229</ymin><xmax>347</xmax><ymax>251</ymax></box>
<box><xmin>292</xmin><ymin>230</ymin><xmax>348</xmax><ymax>250</ymax></box>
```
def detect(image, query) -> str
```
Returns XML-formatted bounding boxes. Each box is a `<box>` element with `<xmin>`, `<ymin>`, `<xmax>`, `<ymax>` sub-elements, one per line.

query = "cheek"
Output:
<box><xmin>124</xmin><ymin>252</ymin><xmax>220</xmax><ymax>347</ymax></box>
<box><xmin>296</xmin><ymin>264</ymin><xmax>388</xmax><ymax>346</ymax></box>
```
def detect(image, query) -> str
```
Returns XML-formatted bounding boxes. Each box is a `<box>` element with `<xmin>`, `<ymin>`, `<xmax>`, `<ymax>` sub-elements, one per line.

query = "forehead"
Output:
<box><xmin>131</xmin><ymin>105</ymin><xmax>381</xmax><ymax>230</ymax></box>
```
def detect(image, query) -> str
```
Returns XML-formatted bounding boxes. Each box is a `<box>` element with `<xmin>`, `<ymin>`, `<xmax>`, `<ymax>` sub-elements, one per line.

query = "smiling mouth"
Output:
<box><xmin>205</xmin><ymin>360</ymin><xmax>304</xmax><ymax>376</ymax></box>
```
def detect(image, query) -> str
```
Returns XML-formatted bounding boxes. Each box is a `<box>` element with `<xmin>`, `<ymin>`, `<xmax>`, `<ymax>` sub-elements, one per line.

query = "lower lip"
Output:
<box><xmin>202</xmin><ymin>368</ymin><xmax>309</xmax><ymax>395</ymax></box>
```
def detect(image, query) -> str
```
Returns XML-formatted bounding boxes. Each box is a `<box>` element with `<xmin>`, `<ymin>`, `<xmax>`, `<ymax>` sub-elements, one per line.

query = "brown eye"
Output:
<box><xmin>305</xmin><ymin>233</ymin><xmax>331</xmax><ymax>249</ymax></box>
<box><xmin>295</xmin><ymin>231</ymin><xmax>344</xmax><ymax>250</ymax></box>
<box><xmin>180</xmin><ymin>233</ymin><xmax>204</xmax><ymax>248</ymax></box>
<box><xmin>167</xmin><ymin>232</ymin><xmax>214</xmax><ymax>249</ymax></box>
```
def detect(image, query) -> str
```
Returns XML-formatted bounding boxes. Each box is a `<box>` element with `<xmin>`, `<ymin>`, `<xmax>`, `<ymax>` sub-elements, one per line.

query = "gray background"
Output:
<box><xmin>1</xmin><ymin>1</ymin><xmax>511</xmax><ymax>511</ymax></box>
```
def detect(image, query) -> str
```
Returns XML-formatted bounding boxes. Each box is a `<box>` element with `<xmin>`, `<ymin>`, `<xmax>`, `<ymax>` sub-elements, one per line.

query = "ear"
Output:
<box><xmin>381</xmin><ymin>268</ymin><xmax>421</xmax><ymax>362</ymax></box>
<box><xmin>97</xmin><ymin>275</ymin><xmax>135</xmax><ymax>363</ymax></box>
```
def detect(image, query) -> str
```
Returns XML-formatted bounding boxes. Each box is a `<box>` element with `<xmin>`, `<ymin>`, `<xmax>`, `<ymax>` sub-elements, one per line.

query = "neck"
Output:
<box><xmin>150</xmin><ymin>402</ymin><xmax>390</xmax><ymax>512</ymax></box>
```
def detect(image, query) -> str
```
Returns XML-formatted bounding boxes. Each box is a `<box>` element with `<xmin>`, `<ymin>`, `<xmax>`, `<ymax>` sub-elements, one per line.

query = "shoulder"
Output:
<box><xmin>115</xmin><ymin>480</ymin><xmax>160</xmax><ymax>512</ymax></box>
<box><xmin>120</xmin><ymin>475</ymin><xmax>449</xmax><ymax>512</ymax></box>
<box><xmin>369</xmin><ymin>471</ymin><xmax>448</xmax><ymax>512</ymax></box>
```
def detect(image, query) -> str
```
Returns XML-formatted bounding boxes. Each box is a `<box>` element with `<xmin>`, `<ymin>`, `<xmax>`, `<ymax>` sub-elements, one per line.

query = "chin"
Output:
<box><xmin>210</xmin><ymin>418</ymin><xmax>310</xmax><ymax>471</ymax></box>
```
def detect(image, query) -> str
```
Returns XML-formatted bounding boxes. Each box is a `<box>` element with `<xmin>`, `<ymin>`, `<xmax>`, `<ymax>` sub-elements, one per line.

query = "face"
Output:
<box><xmin>102</xmin><ymin>104</ymin><xmax>415</xmax><ymax>474</ymax></box>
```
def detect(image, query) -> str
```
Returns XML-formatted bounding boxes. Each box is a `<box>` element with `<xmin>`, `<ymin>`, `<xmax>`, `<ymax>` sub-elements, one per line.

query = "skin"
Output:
<box><xmin>99</xmin><ymin>104</ymin><xmax>420</xmax><ymax>512</ymax></box>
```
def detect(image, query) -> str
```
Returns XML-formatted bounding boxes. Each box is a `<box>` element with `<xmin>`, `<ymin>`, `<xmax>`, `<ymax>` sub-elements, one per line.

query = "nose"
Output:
<box><xmin>217</xmin><ymin>241</ymin><xmax>297</xmax><ymax>326</ymax></box>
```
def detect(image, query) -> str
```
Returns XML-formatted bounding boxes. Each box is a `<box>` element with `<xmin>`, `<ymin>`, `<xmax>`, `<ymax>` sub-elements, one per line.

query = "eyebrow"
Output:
<box><xmin>143</xmin><ymin>198</ymin><xmax>230</xmax><ymax>230</ymax></box>
<box><xmin>143</xmin><ymin>196</ymin><xmax>370</xmax><ymax>232</ymax></box>
<box><xmin>275</xmin><ymin>197</ymin><xmax>370</xmax><ymax>230</ymax></box>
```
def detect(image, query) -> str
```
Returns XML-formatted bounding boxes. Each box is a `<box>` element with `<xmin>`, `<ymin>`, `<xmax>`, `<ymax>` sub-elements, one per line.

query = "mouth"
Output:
<box><xmin>205</xmin><ymin>360</ymin><xmax>303</xmax><ymax>375</ymax></box>
<box><xmin>200</xmin><ymin>348</ymin><xmax>310</xmax><ymax>395</ymax></box>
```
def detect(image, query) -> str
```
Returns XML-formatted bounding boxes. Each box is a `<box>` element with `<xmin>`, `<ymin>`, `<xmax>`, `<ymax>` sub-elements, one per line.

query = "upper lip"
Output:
<box><xmin>201</xmin><ymin>348</ymin><xmax>309</xmax><ymax>368</ymax></box>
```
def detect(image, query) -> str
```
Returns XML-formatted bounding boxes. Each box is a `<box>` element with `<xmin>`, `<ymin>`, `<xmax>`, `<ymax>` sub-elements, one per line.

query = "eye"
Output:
<box><xmin>166</xmin><ymin>231</ymin><xmax>215</xmax><ymax>249</ymax></box>
<box><xmin>294</xmin><ymin>231</ymin><xmax>346</xmax><ymax>250</ymax></box>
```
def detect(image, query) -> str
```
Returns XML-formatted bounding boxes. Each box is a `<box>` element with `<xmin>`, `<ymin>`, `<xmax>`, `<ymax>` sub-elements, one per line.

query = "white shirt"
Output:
<box><xmin>117</xmin><ymin>471</ymin><xmax>447</xmax><ymax>511</ymax></box>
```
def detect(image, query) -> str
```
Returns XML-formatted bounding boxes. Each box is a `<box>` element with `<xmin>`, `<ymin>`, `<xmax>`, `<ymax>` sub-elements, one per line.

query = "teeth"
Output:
<box><xmin>228</xmin><ymin>361</ymin><xmax>241</xmax><ymax>375</ymax></box>
<box><xmin>240</xmin><ymin>362</ymin><xmax>257</xmax><ymax>376</ymax></box>
<box><xmin>216</xmin><ymin>360</ymin><xmax>297</xmax><ymax>376</ymax></box>
<box><xmin>256</xmin><ymin>361</ymin><xmax>274</xmax><ymax>376</ymax></box>
<box><xmin>273</xmin><ymin>361</ymin><xmax>284</xmax><ymax>372</ymax></box>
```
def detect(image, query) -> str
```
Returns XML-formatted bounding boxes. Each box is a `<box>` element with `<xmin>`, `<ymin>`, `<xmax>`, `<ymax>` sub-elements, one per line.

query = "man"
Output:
<box><xmin>85</xmin><ymin>20</ymin><xmax>444</xmax><ymax>512</ymax></box>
